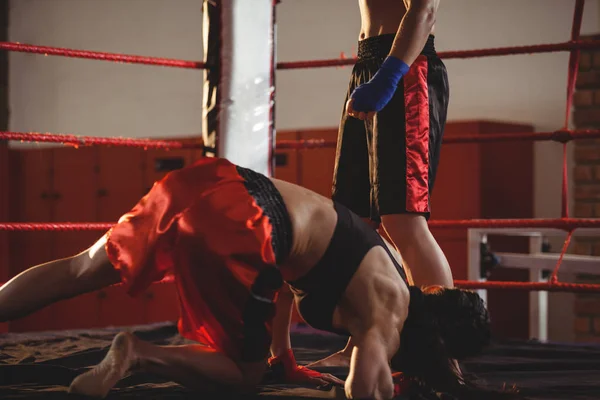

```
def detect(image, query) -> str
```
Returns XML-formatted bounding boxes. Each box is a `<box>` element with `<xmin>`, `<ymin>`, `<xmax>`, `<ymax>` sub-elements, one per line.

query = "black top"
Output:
<box><xmin>289</xmin><ymin>202</ymin><xmax>409</xmax><ymax>335</ymax></box>
<box><xmin>236</xmin><ymin>165</ymin><xmax>409</xmax><ymax>336</ymax></box>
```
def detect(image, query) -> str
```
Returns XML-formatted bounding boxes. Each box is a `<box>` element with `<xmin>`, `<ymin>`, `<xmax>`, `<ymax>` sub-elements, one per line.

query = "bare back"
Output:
<box><xmin>358</xmin><ymin>0</ymin><xmax>435</xmax><ymax>40</ymax></box>
<box><xmin>333</xmin><ymin>246</ymin><xmax>409</xmax><ymax>339</ymax></box>
<box><xmin>270</xmin><ymin>178</ymin><xmax>337</xmax><ymax>282</ymax></box>
<box><xmin>270</xmin><ymin>178</ymin><xmax>409</xmax><ymax>346</ymax></box>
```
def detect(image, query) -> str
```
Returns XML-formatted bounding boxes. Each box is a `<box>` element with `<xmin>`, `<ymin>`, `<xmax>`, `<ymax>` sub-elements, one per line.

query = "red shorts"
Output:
<box><xmin>105</xmin><ymin>157</ymin><xmax>277</xmax><ymax>360</ymax></box>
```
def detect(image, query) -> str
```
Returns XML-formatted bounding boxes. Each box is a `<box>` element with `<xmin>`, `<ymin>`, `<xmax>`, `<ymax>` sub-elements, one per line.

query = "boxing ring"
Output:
<box><xmin>1</xmin><ymin>0</ymin><xmax>600</xmax><ymax>398</ymax></box>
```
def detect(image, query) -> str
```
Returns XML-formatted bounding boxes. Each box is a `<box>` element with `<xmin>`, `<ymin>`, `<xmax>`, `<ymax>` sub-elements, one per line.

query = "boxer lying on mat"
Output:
<box><xmin>0</xmin><ymin>157</ymin><xmax>508</xmax><ymax>399</ymax></box>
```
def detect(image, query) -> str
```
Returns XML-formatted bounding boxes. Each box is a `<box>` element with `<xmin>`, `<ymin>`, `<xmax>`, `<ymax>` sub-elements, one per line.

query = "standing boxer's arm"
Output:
<box><xmin>389</xmin><ymin>0</ymin><xmax>440</xmax><ymax>65</ymax></box>
<box><xmin>346</xmin><ymin>0</ymin><xmax>441</xmax><ymax>115</ymax></box>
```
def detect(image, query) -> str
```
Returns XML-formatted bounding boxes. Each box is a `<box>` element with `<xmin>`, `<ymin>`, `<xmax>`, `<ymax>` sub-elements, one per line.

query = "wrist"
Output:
<box><xmin>268</xmin><ymin>349</ymin><xmax>297</xmax><ymax>373</ymax></box>
<box><xmin>380</xmin><ymin>56</ymin><xmax>410</xmax><ymax>85</ymax></box>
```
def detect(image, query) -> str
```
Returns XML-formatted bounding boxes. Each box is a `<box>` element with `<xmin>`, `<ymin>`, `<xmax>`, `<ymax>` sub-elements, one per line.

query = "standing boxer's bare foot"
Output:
<box><xmin>68</xmin><ymin>331</ymin><xmax>138</xmax><ymax>398</ymax></box>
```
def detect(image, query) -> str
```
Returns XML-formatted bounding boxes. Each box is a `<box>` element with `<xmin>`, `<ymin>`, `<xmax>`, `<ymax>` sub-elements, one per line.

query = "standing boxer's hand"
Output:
<box><xmin>346</xmin><ymin>98</ymin><xmax>376</xmax><ymax>121</ymax></box>
<box><xmin>346</xmin><ymin>56</ymin><xmax>410</xmax><ymax>119</ymax></box>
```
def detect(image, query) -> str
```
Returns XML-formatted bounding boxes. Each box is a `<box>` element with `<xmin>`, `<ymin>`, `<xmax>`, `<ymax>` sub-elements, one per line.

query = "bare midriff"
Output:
<box><xmin>358</xmin><ymin>0</ymin><xmax>435</xmax><ymax>40</ymax></box>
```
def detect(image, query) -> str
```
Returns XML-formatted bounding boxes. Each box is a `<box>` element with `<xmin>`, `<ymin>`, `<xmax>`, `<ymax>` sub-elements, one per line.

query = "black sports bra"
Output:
<box><xmin>289</xmin><ymin>202</ymin><xmax>409</xmax><ymax>335</ymax></box>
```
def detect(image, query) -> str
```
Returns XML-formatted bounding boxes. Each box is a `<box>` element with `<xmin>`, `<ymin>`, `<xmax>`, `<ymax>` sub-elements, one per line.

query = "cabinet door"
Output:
<box><xmin>0</xmin><ymin>143</ymin><xmax>7</xmax><ymax>333</ymax></box>
<box><xmin>144</xmin><ymin>282</ymin><xmax>180</xmax><ymax>324</ymax></box>
<box><xmin>49</xmin><ymin>147</ymin><xmax>101</xmax><ymax>330</ymax></box>
<box><xmin>0</xmin><ymin>142</ymin><xmax>8</xmax><ymax>285</ymax></box>
<box><xmin>9</xmin><ymin>150</ymin><xmax>56</xmax><ymax>333</ymax></box>
<box><xmin>144</xmin><ymin>149</ymin><xmax>194</xmax><ymax>194</ymax></box>
<box><xmin>52</xmin><ymin>147</ymin><xmax>100</xmax><ymax>257</ymax></box>
<box><xmin>274</xmin><ymin>131</ymin><xmax>300</xmax><ymax>184</ymax></box>
<box><xmin>98</xmin><ymin>285</ymin><xmax>147</xmax><ymax>328</ymax></box>
<box><xmin>298</xmin><ymin>129</ymin><xmax>337</xmax><ymax>197</ymax></box>
<box><xmin>97</xmin><ymin>147</ymin><xmax>145</xmax><ymax>222</ymax></box>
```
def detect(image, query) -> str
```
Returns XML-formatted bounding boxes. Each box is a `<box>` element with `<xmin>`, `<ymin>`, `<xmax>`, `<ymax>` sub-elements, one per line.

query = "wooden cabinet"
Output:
<box><xmin>8</xmin><ymin>149</ymin><xmax>57</xmax><ymax>332</ymax></box>
<box><xmin>97</xmin><ymin>147</ymin><xmax>145</xmax><ymax>222</ymax></box>
<box><xmin>274</xmin><ymin>129</ymin><xmax>337</xmax><ymax>196</ymax></box>
<box><xmin>274</xmin><ymin>131</ymin><xmax>301</xmax><ymax>184</ymax></box>
<box><xmin>6</xmin><ymin>146</ymin><xmax>198</xmax><ymax>333</ymax></box>
<box><xmin>5</xmin><ymin>124</ymin><xmax>533</xmax><ymax>338</ymax></box>
<box><xmin>0</xmin><ymin>141</ymin><xmax>8</xmax><ymax>333</ymax></box>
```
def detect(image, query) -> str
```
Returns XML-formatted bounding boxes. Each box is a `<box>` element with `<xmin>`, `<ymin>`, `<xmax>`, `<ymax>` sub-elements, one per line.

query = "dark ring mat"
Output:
<box><xmin>1</xmin><ymin>322</ymin><xmax>599</xmax><ymax>399</ymax></box>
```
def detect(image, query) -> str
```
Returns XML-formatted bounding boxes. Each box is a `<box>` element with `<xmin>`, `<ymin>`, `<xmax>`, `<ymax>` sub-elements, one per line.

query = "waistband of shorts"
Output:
<box><xmin>235</xmin><ymin>166</ymin><xmax>293</xmax><ymax>265</ymax></box>
<box><xmin>357</xmin><ymin>34</ymin><xmax>437</xmax><ymax>61</ymax></box>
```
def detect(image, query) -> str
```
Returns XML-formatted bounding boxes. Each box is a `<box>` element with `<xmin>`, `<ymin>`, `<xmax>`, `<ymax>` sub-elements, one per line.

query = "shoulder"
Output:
<box><xmin>351</xmin><ymin>246</ymin><xmax>410</xmax><ymax>322</ymax></box>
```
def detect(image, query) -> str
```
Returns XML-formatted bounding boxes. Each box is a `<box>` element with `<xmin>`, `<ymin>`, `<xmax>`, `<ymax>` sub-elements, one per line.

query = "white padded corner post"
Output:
<box><xmin>213</xmin><ymin>0</ymin><xmax>275</xmax><ymax>176</ymax></box>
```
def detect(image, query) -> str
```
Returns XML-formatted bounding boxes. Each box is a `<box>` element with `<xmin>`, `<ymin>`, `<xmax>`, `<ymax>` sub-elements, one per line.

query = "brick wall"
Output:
<box><xmin>0</xmin><ymin>0</ymin><xmax>8</xmax><ymax>333</ymax></box>
<box><xmin>572</xmin><ymin>34</ymin><xmax>600</xmax><ymax>343</ymax></box>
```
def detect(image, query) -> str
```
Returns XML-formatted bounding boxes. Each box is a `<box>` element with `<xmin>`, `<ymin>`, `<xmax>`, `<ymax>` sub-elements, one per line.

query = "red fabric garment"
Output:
<box><xmin>403</xmin><ymin>55</ymin><xmax>430</xmax><ymax>214</ymax></box>
<box><xmin>105</xmin><ymin>157</ymin><xmax>277</xmax><ymax>360</ymax></box>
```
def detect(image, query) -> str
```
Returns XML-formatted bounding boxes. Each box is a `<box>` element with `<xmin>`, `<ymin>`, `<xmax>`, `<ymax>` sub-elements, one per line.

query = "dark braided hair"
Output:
<box><xmin>391</xmin><ymin>286</ymin><xmax>520</xmax><ymax>399</ymax></box>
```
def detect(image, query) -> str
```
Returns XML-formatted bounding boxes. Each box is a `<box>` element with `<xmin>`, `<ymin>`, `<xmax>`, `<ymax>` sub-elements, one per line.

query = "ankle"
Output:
<box><xmin>118</xmin><ymin>331</ymin><xmax>142</xmax><ymax>371</ymax></box>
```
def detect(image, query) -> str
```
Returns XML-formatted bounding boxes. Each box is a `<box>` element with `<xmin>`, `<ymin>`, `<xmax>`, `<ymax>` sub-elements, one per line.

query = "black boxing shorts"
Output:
<box><xmin>332</xmin><ymin>34</ymin><xmax>449</xmax><ymax>222</ymax></box>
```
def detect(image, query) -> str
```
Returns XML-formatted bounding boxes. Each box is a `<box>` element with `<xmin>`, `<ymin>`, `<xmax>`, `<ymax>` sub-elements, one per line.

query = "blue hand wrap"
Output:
<box><xmin>350</xmin><ymin>56</ymin><xmax>410</xmax><ymax>113</ymax></box>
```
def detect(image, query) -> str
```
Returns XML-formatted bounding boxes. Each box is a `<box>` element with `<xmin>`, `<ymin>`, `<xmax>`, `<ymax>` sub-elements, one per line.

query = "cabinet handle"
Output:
<box><xmin>145</xmin><ymin>291</ymin><xmax>154</xmax><ymax>300</ymax></box>
<box><xmin>97</xmin><ymin>188</ymin><xmax>108</xmax><ymax>197</ymax></box>
<box><xmin>155</xmin><ymin>157</ymin><xmax>185</xmax><ymax>172</ymax></box>
<box><xmin>275</xmin><ymin>153</ymin><xmax>288</xmax><ymax>167</ymax></box>
<box><xmin>97</xmin><ymin>290</ymin><xmax>107</xmax><ymax>299</ymax></box>
<box><xmin>41</xmin><ymin>191</ymin><xmax>49</xmax><ymax>199</ymax></box>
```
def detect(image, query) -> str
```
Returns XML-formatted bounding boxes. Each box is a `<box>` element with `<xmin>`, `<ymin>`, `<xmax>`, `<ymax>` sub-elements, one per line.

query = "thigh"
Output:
<box><xmin>332</xmin><ymin>67</ymin><xmax>371</xmax><ymax>218</ymax></box>
<box><xmin>426</xmin><ymin>56</ymin><xmax>450</xmax><ymax>195</ymax></box>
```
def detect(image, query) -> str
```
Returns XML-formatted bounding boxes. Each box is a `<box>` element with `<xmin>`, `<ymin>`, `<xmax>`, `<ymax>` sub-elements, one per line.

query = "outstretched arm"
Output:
<box><xmin>389</xmin><ymin>0</ymin><xmax>440</xmax><ymax>65</ymax></box>
<box><xmin>270</xmin><ymin>284</ymin><xmax>295</xmax><ymax>357</ymax></box>
<box><xmin>268</xmin><ymin>284</ymin><xmax>344</xmax><ymax>386</ymax></box>
<box><xmin>345</xmin><ymin>328</ymin><xmax>396</xmax><ymax>399</ymax></box>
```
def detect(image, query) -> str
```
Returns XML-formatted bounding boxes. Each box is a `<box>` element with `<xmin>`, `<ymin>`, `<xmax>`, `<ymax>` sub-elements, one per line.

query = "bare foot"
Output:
<box><xmin>68</xmin><ymin>331</ymin><xmax>138</xmax><ymax>398</ymax></box>
<box><xmin>306</xmin><ymin>351</ymin><xmax>351</xmax><ymax>368</ymax></box>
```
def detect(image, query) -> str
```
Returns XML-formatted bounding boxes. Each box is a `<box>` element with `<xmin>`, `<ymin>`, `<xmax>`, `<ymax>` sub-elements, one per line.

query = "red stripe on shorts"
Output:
<box><xmin>403</xmin><ymin>55</ymin><xmax>430</xmax><ymax>213</ymax></box>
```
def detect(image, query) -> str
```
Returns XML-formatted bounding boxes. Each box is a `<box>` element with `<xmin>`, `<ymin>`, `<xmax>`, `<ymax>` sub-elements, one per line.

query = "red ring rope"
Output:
<box><xmin>454</xmin><ymin>280</ymin><xmax>600</xmax><ymax>293</ymax></box>
<box><xmin>0</xmin><ymin>131</ymin><xmax>201</xmax><ymax>150</ymax></box>
<box><xmin>0</xmin><ymin>223</ymin><xmax>114</xmax><ymax>231</ymax></box>
<box><xmin>550</xmin><ymin>230</ymin><xmax>574</xmax><ymax>283</ymax></box>
<box><xmin>4</xmin><ymin>128</ymin><xmax>600</xmax><ymax>151</ymax></box>
<box><xmin>2</xmin><ymin>40</ymin><xmax>599</xmax><ymax>72</ymax></box>
<box><xmin>1</xmin><ymin>218</ymin><xmax>598</xmax><ymax>232</ymax></box>
<box><xmin>276</xmin><ymin>39</ymin><xmax>600</xmax><ymax>70</ymax></box>
<box><xmin>428</xmin><ymin>218</ymin><xmax>600</xmax><ymax>231</ymax></box>
<box><xmin>0</xmin><ymin>42</ymin><xmax>206</xmax><ymax>69</ymax></box>
<box><xmin>275</xmin><ymin>129</ymin><xmax>600</xmax><ymax>150</ymax></box>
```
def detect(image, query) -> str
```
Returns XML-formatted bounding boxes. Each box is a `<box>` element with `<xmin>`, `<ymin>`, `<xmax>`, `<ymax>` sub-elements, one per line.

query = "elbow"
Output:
<box><xmin>410</xmin><ymin>0</ymin><xmax>437</xmax><ymax>29</ymax></box>
<box><xmin>346</xmin><ymin>380</ymin><xmax>375</xmax><ymax>399</ymax></box>
<box><xmin>346</xmin><ymin>380</ymin><xmax>393</xmax><ymax>400</ymax></box>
